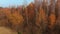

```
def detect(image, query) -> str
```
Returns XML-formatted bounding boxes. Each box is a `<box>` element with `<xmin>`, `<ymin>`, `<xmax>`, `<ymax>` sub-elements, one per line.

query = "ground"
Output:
<box><xmin>0</xmin><ymin>26</ymin><xmax>18</xmax><ymax>34</ymax></box>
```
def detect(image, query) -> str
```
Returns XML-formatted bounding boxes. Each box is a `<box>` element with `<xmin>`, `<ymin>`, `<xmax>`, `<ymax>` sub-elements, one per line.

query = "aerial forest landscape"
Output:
<box><xmin>0</xmin><ymin>0</ymin><xmax>60</xmax><ymax>34</ymax></box>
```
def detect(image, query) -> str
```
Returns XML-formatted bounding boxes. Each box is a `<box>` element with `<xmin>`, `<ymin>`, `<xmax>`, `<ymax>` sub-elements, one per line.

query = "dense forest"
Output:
<box><xmin>0</xmin><ymin>0</ymin><xmax>60</xmax><ymax>34</ymax></box>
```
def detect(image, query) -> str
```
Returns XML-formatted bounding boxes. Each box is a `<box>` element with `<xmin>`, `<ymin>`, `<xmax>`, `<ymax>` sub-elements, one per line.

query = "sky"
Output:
<box><xmin>0</xmin><ymin>0</ymin><xmax>34</xmax><ymax>7</ymax></box>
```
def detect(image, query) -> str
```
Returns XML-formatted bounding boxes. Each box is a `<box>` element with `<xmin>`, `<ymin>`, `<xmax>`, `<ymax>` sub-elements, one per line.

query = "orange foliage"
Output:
<box><xmin>0</xmin><ymin>0</ymin><xmax>60</xmax><ymax>34</ymax></box>
<box><xmin>49</xmin><ymin>13</ymin><xmax>56</xmax><ymax>28</ymax></box>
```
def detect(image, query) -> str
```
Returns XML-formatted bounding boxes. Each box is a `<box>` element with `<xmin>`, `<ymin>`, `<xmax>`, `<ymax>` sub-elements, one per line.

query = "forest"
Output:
<box><xmin>0</xmin><ymin>0</ymin><xmax>60</xmax><ymax>34</ymax></box>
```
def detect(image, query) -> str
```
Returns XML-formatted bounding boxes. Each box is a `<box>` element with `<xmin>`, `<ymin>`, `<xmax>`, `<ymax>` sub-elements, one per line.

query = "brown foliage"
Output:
<box><xmin>0</xmin><ymin>0</ymin><xmax>60</xmax><ymax>34</ymax></box>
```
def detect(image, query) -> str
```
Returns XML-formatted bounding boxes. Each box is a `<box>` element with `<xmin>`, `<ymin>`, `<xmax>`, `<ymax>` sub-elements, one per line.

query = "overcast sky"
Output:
<box><xmin>0</xmin><ymin>0</ymin><xmax>34</xmax><ymax>7</ymax></box>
